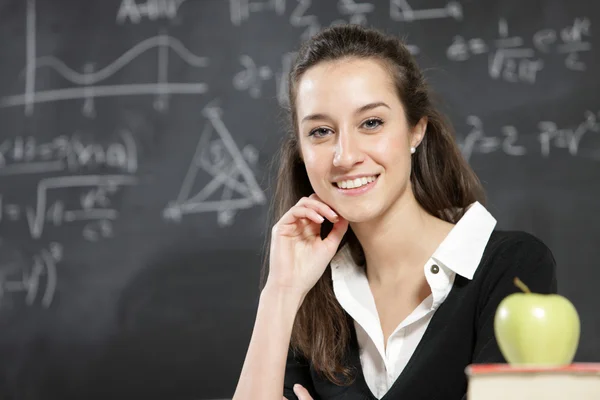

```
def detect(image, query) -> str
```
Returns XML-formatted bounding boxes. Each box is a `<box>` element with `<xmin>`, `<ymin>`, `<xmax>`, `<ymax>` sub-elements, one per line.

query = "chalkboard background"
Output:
<box><xmin>0</xmin><ymin>0</ymin><xmax>598</xmax><ymax>399</ymax></box>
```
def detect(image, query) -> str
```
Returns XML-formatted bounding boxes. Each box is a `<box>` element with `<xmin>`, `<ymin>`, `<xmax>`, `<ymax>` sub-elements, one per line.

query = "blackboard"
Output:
<box><xmin>0</xmin><ymin>0</ymin><xmax>598</xmax><ymax>399</ymax></box>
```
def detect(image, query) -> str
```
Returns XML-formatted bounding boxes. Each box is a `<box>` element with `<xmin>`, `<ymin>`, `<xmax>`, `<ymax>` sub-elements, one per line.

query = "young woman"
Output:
<box><xmin>232</xmin><ymin>25</ymin><xmax>557</xmax><ymax>400</ymax></box>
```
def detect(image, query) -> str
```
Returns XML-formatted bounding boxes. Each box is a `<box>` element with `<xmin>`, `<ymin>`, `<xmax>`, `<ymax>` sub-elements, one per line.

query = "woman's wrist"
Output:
<box><xmin>261</xmin><ymin>281</ymin><xmax>307</xmax><ymax>311</ymax></box>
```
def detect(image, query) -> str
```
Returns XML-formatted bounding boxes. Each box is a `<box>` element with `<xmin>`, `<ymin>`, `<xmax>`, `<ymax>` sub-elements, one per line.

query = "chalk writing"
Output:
<box><xmin>0</xmin><ymin>242</ymin><xmax>61</xmax><ymax>309</ymax></box>
<box><xmin>390</xmin><ymin>0</ymin><xmax>462</xmax><ymax>22</ymax></box>
<box><xmin>230</xmin><ymin>0</ymin><xmax>286</xmax><ymax>26</ymax></box>
<box><xmin>289</xmin><ymin>0</ymin><xmax>320</xmax><ymax>40</ymax></box>
<box><xmin>233</xmin><ymin>55</ymin><xmax>274</xmax><ymax>98</ymax></box>
<box><xmin>447</xmin><ymin>17</ymin><xmax>592</xmax><ymax>83</ymax></box>
<box><xmin>0</xmin><ymin>130</ymin><xmax>137</xmax><ymax>176</ymax></box>
<box><xmin>459</xmin><ymin>111</ymin><xmax>600</xmax><ymax>161</ymax></box>
<box><xmin>0</xmin><ymin>175</ymin><xmax>137</xmax><ymax>240</ymax></box>
<box><xmin>117</xmin><ymin>0</ymin><xmax>188</xmax><ymax>24</ymax></box>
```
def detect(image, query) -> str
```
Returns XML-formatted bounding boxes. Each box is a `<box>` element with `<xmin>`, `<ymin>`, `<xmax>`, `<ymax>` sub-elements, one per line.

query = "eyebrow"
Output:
<box><xmin>300</xmin><ymin>101</ymin><xmax>391</xmax><ymax>124</ymax></box>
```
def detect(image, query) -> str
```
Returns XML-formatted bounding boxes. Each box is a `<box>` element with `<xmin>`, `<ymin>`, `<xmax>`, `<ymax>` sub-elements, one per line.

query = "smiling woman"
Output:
<box><xmin>232</xmin><ymin>25</ymin><xmax>557</xmax><ymax>400</ymax></box>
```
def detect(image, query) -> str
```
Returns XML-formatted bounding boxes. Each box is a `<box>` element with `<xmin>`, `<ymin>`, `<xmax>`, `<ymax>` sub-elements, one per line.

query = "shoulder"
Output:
<box><xmin>482</xmin><ymin>230</ymin><xmax>555</xmax><ymax>265</ymax></box>
<box><xmin>473</xmin><ymin>230</ymin><xmax>557</xmax><ymax>293</ymax></box>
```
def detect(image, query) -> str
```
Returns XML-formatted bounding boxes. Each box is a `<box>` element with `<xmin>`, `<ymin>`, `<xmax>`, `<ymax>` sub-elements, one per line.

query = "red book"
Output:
<box><xmin>465</xmin><ymin>363</ymin><xmax>600</xmax><ymax>400</ymax></box>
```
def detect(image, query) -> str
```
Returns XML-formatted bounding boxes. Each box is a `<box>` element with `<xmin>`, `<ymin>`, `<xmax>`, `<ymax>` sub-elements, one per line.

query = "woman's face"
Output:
<box><xmin>296</xmin><ymin>57</ymin><xmax>426</xmax><ymax>223</ymax></box>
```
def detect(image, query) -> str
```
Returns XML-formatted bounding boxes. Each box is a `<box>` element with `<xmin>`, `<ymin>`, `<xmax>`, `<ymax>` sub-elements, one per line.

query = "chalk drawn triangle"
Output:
<box><xmin>163</xmin><ymin>102</ymin><xmax>265</xmax><ymax>226</ymax></box>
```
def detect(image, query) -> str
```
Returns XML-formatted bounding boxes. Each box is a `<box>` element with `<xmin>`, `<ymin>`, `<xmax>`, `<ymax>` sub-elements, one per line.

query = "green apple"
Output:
<box><xmin>493</xmin><ymin>277</ymin><xmax>580</xmax><ymax>366</ymax></box>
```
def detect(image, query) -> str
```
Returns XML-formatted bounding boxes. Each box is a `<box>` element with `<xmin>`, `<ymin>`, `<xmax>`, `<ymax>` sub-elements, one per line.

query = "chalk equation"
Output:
<box><xmin>0</xmin><ymin>0</ymin><xmax>208</xmax><ymax>115</ymax></box>
<box><xmin>0</xmin><ymin>129</ymin><xmax>138</xmax><ymax>240</ymax></box>
<box><xmin>231</xmin><ymin>0</ymin><xmax>460</xmax><ymax>26</ymax></box>
<box><xmin>458</xmin><ymin>110</ymin><xmax>600</xmax><ymax>161</ymax></box>
<box><xmin>233</xmin><ymin>52</ymin><xmax>297</xmax><ymax>107</ymax></box>
<box><xmin>230</xmin><ymin>0</ymin><xmax>423</xmax><ymax>51</ymax></box>
<box><xmin>0</xmin><ymin>130</ymin><xmax>137</xmax><ymax>177</ymax></box>
<box><xmin>0</xmin><ymin>242</ymin><xmax>61</xmax><ymax>309</ymax></box>
<box><xmin>163</xmin><ymin>103</ymin><xmax>266</xmax><ymax>227</ymax></box>
<box><xmin>117</xmin><ymin>0</ymin><xmax>188</xmax><ymax>24</ymax></box>
<box><xmin>0</xmin><ymin>175</ymin><xmax>138</xmax><ymax>241</ymax></box>
<box><xmin>447</xmin><ymin>17</ymin><xmax>592</xmax><ymax>84</ymax></box>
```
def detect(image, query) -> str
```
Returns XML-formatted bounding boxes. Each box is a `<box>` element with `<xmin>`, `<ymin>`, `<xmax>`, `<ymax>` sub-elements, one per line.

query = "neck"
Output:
<box><xmin>350</xmin><ymin>190</ymin><xmax>454</xmax><ymax>286</ymax></box>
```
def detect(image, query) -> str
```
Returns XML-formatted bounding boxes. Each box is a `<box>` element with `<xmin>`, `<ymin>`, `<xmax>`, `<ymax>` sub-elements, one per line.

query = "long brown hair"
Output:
<box><xmin>260</xmin><ymin>24</ymin><xmax>485</xmax><ymax>385</ymax></box>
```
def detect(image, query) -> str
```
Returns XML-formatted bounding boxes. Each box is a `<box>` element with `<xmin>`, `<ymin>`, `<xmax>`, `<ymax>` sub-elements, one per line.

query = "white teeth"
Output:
<box><xmin>335</xmin><ymin>175</ymin><xmax>378</xmax><ymax>189</ymax></box>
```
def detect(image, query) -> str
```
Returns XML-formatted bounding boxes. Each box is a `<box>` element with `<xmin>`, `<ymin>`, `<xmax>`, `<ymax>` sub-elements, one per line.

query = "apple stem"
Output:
<box><xmin>514</xmin><ymin>277</ymin><xmax>531</xmax><ymax>294</ymax></box>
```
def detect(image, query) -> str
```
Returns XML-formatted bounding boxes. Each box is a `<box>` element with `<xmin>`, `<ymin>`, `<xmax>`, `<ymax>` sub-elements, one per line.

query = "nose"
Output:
<box><xmin>333</xmin><ymin>130</ymin><xmax>363</xmax><ymax>168</ymax></box>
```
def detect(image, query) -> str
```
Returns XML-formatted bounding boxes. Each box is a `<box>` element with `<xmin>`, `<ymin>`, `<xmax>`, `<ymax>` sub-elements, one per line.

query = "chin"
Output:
<box><xmin>336</xmin><ymin>204</ymin><xmax>382</xmax><ymax>224</ymax></box>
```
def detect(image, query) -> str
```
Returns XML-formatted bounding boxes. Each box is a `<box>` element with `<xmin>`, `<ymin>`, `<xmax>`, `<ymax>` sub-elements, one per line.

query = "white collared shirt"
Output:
<box><xmin>330</xmin><ymin>202</ymin><xmax>497</xmax><ymax>399</ymax></box>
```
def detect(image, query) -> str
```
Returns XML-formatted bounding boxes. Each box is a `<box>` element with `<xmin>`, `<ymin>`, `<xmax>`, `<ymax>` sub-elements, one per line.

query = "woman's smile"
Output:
<box><xmin>332</xmin><ymin>174</ymin><xmax>380</xmax><ymax>196</ymax></box>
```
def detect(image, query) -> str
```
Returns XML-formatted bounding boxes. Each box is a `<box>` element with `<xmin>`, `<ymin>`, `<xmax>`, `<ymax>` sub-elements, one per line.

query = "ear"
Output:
<box><xmin>411</xmin><ymin>116</ymin><xmax>428</xmax><ymax>148</ymax></box>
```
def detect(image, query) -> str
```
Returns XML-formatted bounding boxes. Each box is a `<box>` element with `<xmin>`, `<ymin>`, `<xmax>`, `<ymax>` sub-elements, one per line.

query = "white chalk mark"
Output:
<box><xmin>184</xmin><ymin>159</ymin><xmax>248</xmax><ymax>206</ymax></box>
<box><xmin>1</xmin><ymin>246</ymin><xmax>59</xmax><ymax>308</ymax></box>
<box><xmin>4</xmin><ymin>16</ymin><xmax>209</xmax><ymax>113</ymax></box>
<box><xmin>178</xmin><ymin>198</ymin><xmax>257</xmax><ymax>213</ymax></box>
<box><xmin>197</xmin><ymin>155</ymin><xmax>251</xmax><ymax>196</ymax></box>
<box><xmin>32</xmin><ymin>35</ymin><xmax>207</xmax><ymax>86</ymax></box>
<box><xmin>25</xmin><ymin>255</ymin><xmax>42</xmax><ymax>306</ymax></box>
<box><xmin>155</xmin><ymin>30</ymin><xmax>170</xmax><ymax>111</ymax></box>
<box><xmin>117</xmin><ymin>0</ymin><xmax>188</xmax><ymax>24</ymax></box>
<box><xmin>233</xmin><ymin>55</ymin><xmax>273</xmax><ymax>98</ymax></box>
<box><xmin>82</xmin><ymin>63</ymin><xmax>97</xmax><ymax>118</ymax></box>
<box><xmin>290</xmin><ymin>0</ymin><xmax>320</xmax><ymax>40</ymax></box>
<box><xmin>119</xmin><ymin>129</ymin><xmax>138</xmax><ymax>174</ymax></box>
<box><xmin>203</xmin><ymin>106</ymin><xmax>264</xmax><ymax>204</ymax></box>
<box><xmin>230</xmin><ymin>0</ymin><xmax>248</xmax><ymax>25</ymax></box>
<box><xmin>390</xmin><ymin>0</ymin><xmax>462</xmax><ymax>22</ymax></box>
<box><xmin>25</xmin><ymin>0</ymin><xmax>36</xmax><ymax>115</ymax></box>
<box><xmin>39</xmin><ymin>249</ymin><xmax>57</xmax><ymax>308</ymax></box>
<box><xmin>0</xmin><ymin>161</ymin><xmax>66</xmax><ymax>176</ymax></box>
<box><xmin>498</xmin><ymin>18</ymin><xmax>509</xmax><ymax>37</ymax></box>
<box><xmin>230</xmin><ymin>0</ymin><xmax>285</xmax><ymax>25</ymax></box>
<box><xmin>175</xmin><ymin>123</ymin><xmax>213</xmax><ymax>205</ymax></box>
<box><xmin>0</xmin><ymin>83</ymin><xmax>208</xmax><ymax>108</ymax></box>
<box><xmin>339</xmin><ymin>0</ymin><xmax>374</xmax><ymax>15</ymax></box>
<box><xmin>26</xmin><ymin>175</ymin><xmax>137</xmax><ymax>239</ymax></box>
<box><xmin>183</xmin><ymin>170</ymin><xmax>234</xmax><ymax>205</ymax></box>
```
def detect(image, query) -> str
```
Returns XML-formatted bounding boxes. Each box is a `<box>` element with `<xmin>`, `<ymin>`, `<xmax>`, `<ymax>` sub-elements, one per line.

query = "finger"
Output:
<box><xmin>299</xmin><ymin>197</ymin><xmax>338</xmax><ymax>222</ymax></box>
<box><xmin>293</xmin><ymin>384</ymin><xmax>314</xmax><ymax>400</ymax></box>
<box><xmin>278</xmin><ymin>206</ymin><xmax>324</xmax><ymax>227</ymax></box>
<box><xmin>323</xmin><ymin>217</ymin><xmax>349</xmax><ymax>250</ymax></box>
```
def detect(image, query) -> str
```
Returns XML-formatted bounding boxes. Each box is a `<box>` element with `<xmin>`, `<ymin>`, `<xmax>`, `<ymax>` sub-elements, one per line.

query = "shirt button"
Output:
<box><xmin>430</xmin><ymin>264</ymin><xmax>440</xmax><ymax>274</ymax></box>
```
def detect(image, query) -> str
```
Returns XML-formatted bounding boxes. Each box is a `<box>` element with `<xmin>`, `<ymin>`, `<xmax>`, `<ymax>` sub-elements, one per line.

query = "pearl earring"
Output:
<box><xmin>410</xmin><ymin>146</ymin><xmax>416</xmax><ymax>154</ymax></box>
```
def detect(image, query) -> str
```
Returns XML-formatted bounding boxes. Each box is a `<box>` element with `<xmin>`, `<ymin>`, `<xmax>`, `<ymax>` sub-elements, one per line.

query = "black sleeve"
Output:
<box><xmin>472</xmin><ymin>232</ymin><xmax>558</xmax><ymax>364</ymax></box>
<box><xmin>458</xmin><ymin>233</ymin><xmax>558</xmax><ymax>400</ymax></box>
<box><xmin>283</xmin><ymin>346</ymin><xmax>319</xmax><ymax>400</ymax></box>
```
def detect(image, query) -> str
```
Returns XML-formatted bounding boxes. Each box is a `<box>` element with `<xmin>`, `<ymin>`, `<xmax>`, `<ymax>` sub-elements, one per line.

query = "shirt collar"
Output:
<box><xmin>330</xmin><ymin>201</ymin><xmax>497</xmax><ymax>282</ymax></box>
<box><xmin>431</xmin><ymin>201</ymin><xmax>496</xmax><ymax>280</ymax></box>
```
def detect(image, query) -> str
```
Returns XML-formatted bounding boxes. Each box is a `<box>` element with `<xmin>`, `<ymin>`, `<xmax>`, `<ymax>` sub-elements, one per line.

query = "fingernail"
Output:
<box><xmin>293</xmin><ymin>383</ymin><xmax>300</xmax><ymax>393</ymax></box>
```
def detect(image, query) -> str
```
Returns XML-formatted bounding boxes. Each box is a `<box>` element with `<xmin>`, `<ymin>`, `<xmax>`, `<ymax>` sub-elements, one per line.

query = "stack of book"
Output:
<box><xmin>466</xmin><ymin>363</ymin><xmax>600</xmax><ymax>399</ymax></box>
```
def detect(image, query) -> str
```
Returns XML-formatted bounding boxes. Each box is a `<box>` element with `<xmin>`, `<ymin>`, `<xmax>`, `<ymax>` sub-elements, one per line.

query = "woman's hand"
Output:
<box><xmin>282</xmin><ymin>384</ymin><xmax>314</xmax><ymax>400</ymax></box>
<box><xmin>267</xmin><ymin>193</ymin><xmax>348</xmax><ymax>297</ymax></box>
